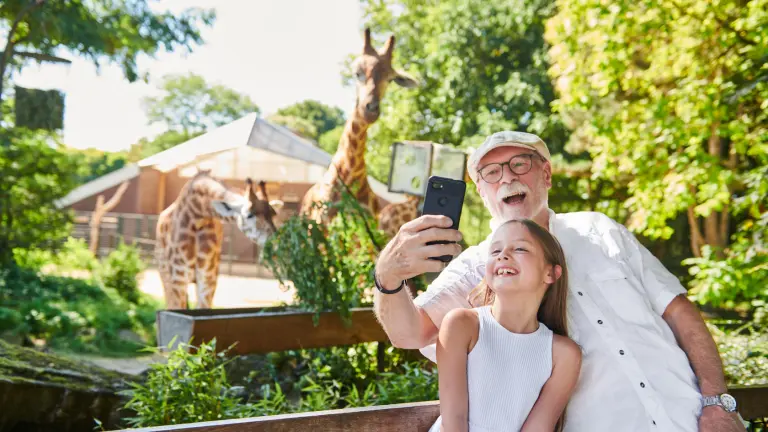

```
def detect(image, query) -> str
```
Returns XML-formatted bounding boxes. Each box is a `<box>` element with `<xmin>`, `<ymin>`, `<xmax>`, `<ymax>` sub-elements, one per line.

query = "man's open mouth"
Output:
<box><xmin>502</xmin><ymin>192</ymin><xmax>526</xmax><ymax>205</ymax></box>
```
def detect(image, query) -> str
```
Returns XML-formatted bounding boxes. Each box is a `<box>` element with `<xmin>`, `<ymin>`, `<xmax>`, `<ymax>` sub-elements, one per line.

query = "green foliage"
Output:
<box><xmin>546</xmin><ymin>0</ymin><xmax>768</xmax><ymax>309</ymax></box>
<box><xmin>4</xmin><ymin>239</ymin><xmax>156</xmax><ymax>356</ymax></box>
<box><xmin>709</xmin><ymin>319</ymin><xmax>768</xmax><ymax>386</ymax></box>
<box><xmin>275</xmin><ymin>100</ymin><xmax>346</xmax><ymax>140</ymax></box>
<box><xmin>142</xmin><ymin>73</ymin><xmax>260</xmax><ymax>135</ymax></box>
<box><xmin>0</xmin><ymin>0</ymin><xmax>215</xmax><ymax>99</ymax></box>
<box><xmin>65</xmin><ymin>147</ymin><xmax>128</xmax><ymax>184</ymax></box>
<box><xmin>97</xmin><ymin>241</ymin><xmax>146</xmax><ymax>304</ymax></box>
<box><xmin>13</xmin><ymin>86</ymin><xmax>64</xmax><ymax>131</ymax></box>
<box><xmin>318</xmin><ymin>125</ymin><xmax>345</xmax><ymax>155</ymax></box>
<box><xmin>0</xmin><ymin>128</ymin><xmax>81</xmax><ymax>264</ymax></box>
<box><xmin>262</xmin><ymin>187</ymin><xmax>387</xmax><ymax>325</ymax></box>
<box><xmin>122</xmin><ymin>338</ymin><xmax>438</xmax><ymax>427</ymax></box>
<box><xmin>267</xmin><ymin>114</ymin><xmax>318</xmax><ymax>140</ymax></box>
<box><xmin>127</xmin><ymin>130</ymin><xmax>204</xmax><ymax>161</ymax></box>
<box><xmin>359</xmin><ymin>0</ymin><xmax>570</xmax><ymax>183</ymax></box>
<box><xmin>122</xmin><ymin>339</ymin><xmax>244</xmax><ymax>427</ymax></box>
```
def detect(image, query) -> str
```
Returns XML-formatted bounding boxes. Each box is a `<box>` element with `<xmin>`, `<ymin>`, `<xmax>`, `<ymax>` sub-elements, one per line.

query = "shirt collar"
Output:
<box><xmin>488</xmin><ymin>208</ymin><xmax>557</xmax><ymax>235</ymax></box>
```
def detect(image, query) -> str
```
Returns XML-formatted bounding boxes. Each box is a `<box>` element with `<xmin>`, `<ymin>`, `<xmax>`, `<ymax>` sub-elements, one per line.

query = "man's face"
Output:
<box><xmin>475</xmin><ymin>145</ymin><xmax>552</xmax><ymax>223</ymax></box>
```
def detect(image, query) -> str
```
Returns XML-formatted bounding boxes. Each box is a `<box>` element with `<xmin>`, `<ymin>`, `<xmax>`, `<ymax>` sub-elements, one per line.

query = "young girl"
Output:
<box><xmin>432</xmin><ymin>219</ymin><xmax>582</xmax><ymax>432</ymax></box>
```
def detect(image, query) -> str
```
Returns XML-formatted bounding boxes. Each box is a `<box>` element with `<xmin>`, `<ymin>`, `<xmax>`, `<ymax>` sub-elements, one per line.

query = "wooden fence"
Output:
<box><xmin>120</xmin><ymin>389</ymin><xmax>768</xmax><ymax>432</ymax></box>
<box><xmin>71</xmin><ymin>211</ymin><xmax>273</xmax><ymax>277</ymax></box>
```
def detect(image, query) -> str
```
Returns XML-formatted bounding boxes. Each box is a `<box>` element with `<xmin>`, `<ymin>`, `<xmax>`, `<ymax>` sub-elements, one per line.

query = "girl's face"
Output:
<box><xmin>486</xmin><ymin>222</ymin><xmax>557</xmax><ymax>296</ymax></box>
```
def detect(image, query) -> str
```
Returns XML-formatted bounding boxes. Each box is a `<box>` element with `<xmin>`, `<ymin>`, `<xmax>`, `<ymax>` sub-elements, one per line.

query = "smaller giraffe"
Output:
<box><xmin>155</xmin><ymin>172</ymin><xmax>284</xmax><ymax>309</ymax></box>
<box><xmin>378</xmin><ymin>194</ymin><xmax>421</xmax><ymax>238</ymax></box>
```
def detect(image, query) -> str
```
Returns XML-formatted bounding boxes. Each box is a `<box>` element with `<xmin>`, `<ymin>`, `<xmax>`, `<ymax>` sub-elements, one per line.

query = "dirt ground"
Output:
<box><xmin>138</xmin><ymin>269</ymin><xmax>296</xmax><ymax>309</ymax></box>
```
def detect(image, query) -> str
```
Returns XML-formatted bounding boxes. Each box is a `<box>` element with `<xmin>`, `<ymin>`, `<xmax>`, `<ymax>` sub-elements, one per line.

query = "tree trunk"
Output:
<box><xmin>89</xmin><ymin>182</ymin><xmax>129</xmax><ymax>254</ymax></box>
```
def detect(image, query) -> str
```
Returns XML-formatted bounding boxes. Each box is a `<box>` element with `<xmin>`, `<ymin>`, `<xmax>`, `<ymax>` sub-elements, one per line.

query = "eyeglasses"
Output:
<box><xmin>477</xmin><ymin>153</ymin><xmax>542</xmax><ymax>184</ymax></box>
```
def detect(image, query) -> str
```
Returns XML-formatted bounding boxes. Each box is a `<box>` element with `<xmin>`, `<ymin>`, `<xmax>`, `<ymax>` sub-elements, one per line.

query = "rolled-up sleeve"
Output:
<box><xmin>614</xmin><ymin>221</ymin><xmax>687</xmax><ymax>316</ymax></box>
<box><xmin>414</xmin><ymin>241</ymin><xmax>487</xmax><ymax>330</ymax></box>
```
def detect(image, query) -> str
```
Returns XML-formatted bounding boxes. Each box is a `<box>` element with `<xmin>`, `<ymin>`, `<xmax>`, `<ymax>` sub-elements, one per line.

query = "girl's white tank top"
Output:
<box><xmin>430</xmin><ymin>305</ymin><xmax>554</xmax><ymax>432</ymax></box>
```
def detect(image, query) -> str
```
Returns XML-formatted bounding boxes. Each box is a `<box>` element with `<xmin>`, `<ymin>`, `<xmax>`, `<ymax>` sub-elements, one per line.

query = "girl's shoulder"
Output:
<box><xmin>552</xmin><ymin>334</ymin><xmax>582</xmax><ymax>368</ymax></box>
<box><xmin>439</xmin><ymin>308</ymin><xmax>482</xmax><ymax>351</ymax></box>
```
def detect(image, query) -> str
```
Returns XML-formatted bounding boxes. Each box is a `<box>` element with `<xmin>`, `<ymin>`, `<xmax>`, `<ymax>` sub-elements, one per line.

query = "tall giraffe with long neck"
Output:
<box><xmin>156</xmin><ymin>172</ymin><xmax>284</xmax><ymax>309</ymax></box>
<box><xmin>300</xmin><ymin>28</ymin><xmax>418</xmax><ymax>220</ymax></box>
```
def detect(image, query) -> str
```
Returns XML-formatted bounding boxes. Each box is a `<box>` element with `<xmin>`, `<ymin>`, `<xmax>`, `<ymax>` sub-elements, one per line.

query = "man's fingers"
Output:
<box><xmin>424</xmin><ymin>259</ymin><xmax>449</xmax><ymax>273</ymax></box>
<box><xmin>401</xmin><ymin>214</ymin><xmax>453</xmax><ymax>233</ymax></box>
<box><xmin>419</xmin><ymin>243</ymin><xmax>462</xmax><ymax>259</ymax></box>
<box><xmin>417</xmin><ymin>227</ymin><xmax>463</xmax><ymax>244</ymax></box>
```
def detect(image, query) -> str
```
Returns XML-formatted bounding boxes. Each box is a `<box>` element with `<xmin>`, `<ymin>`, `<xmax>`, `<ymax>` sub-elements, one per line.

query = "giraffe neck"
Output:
<box><xmin>329</xmin><ymin>110</ymin><xmax>371</xmax><ymax>189</ymax></box>
<box><xmin>178</xmin><ymin>174</ymin><xmax>239</xmax><ymax>221</ymax></box>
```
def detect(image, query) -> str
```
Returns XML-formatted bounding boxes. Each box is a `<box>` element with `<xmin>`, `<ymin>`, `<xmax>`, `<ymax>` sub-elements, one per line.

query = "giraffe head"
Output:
<box><xmin>352</xmin><ymin>28</ymin><xmax>419</xmax><ymax>124</ymax></box>
<box><xmin>211</xmin><ymin>178</ymin><xmax>284</xmax><ymax>246</ymax></box>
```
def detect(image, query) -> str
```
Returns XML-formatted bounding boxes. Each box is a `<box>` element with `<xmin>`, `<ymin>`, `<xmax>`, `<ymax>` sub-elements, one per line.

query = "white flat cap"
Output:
<box><xmin>467</xmin><ymin>131</ymin><xmax>551</xmax><ymax>183</ymax></box>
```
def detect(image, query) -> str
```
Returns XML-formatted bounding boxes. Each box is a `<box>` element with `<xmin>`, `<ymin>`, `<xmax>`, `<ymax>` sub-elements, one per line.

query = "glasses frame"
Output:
<box><xmin>476</xmin><ymin>152</ymin><xmax>545</xmax><ymax>184</ymax></box>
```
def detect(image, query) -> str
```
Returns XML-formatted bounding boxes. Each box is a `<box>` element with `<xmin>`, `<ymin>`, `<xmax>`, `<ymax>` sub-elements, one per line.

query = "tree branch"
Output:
<box><xmin>0</xmin><ymin>0</ymin><xmax>47</xmax><ymax>106</ymax></box>
<box><xmin>13</xmin><ymin>50</ymin><xmax>72</xmax><ymax>65</ymax></box>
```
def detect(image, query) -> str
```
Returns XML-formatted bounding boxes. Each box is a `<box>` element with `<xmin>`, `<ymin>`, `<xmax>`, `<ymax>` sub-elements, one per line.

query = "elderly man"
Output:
<box><xmin>373</xmin><ymin>131</ymin><xmax>745</xmax><ymax>431</ymax></box>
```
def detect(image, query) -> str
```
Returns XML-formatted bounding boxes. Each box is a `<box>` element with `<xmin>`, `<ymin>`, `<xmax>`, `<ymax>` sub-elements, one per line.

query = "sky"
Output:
<box><xmin>13</xmin><ymin>0</ymin><xmax>365</xmax><ymax>152</ymax></box>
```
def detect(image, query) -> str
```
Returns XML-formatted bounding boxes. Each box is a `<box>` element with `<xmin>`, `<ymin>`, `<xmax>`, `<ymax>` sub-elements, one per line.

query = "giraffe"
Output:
<box><xmin>155</xmin><ymin>171</ymin><xmax>284</xmax><ymax>309</ymax></box>
<box><xmin>300</xmin><ymin>27</ymin><xmax>418</xmax><ymax>222</ymax></box>
<box><xmin>378</xmin><ymin>194</ymin><xmax>421</xmax><ymax>238</ymax></box>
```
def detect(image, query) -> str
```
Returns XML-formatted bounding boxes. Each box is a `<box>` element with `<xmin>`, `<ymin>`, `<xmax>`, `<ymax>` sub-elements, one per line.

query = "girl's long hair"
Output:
<box><xmin>467</xmin><ymin>218</ymin><xmax>570</xmax><ymax>431</ymax></box>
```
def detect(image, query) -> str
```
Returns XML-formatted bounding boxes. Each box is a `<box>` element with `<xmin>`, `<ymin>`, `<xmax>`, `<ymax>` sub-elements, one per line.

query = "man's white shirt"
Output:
<box><xmin>414</xmin><ymin>209</ymin><xmax>702</xmax><ymax>431</ymax></box>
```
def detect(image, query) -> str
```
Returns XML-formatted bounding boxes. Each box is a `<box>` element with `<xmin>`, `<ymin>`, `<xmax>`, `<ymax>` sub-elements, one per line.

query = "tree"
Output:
<box><xmin>126</xmin><ymin>130</ymin><xmax>204</xmax><ymax>162</ymax></box>
<box><xmin>0</xmin><ymin>129</ymin><xmax>81</xmax><ymax>264</ymax></box>
<box><xmin>65</xmin><ymin>147</ymin><xmax>128</xmax><ymax>184</ymax></box>
<box><xmin>275</xmin><ymin>100</ymin><xmax>346</xmax><ymax>140</ymax></box>
<box><xmin>359</xmin><ymin>0</ymin><xmax>578</xmax><ymax>245</ymax></box>
<box><xmin>266</xmin><ymin>114</ymin><xmax>318</xmax><ymax>141</ymax></box>
<box><xmin>546</xmin><ymin>0</ymin><xmax>768</xmax><ymax>309</ymax></box>
<box><xmin>142</xmin><ymin>73</ymin><xmax>260</xmax><ymax>136</ymax></box>
<box><xmin>0</xmin><ymin>0</ymin><xmax>216</xmax><ymax>109</ymax></box>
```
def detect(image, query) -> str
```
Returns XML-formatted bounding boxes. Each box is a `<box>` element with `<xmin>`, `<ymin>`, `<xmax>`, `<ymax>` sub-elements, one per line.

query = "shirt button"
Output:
<box><xmin>652</xmin><ymin>421</ymin><xmax>656</xmax><ymax>426</ymax></box>
<box><xmin>619</xmin><ymin>350</ymin><xmax>625</xmax><ymax>355</ymax></box>
<box><xmin>578</xmin><ymin>291</ymin><xmax>583</xmax><ymax>296</ymax></box>
<box><xmin>597</xmin><ymin>320</ymin><xmax>603</xmax><ymax>324</ymax></box>
<box><xmin>640</xmin><ymin>382</ymin><xmax>646</xmax><ymax>388</ymax></box>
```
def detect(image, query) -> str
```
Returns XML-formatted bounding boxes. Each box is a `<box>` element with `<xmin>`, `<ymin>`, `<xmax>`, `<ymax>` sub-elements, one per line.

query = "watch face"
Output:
<box><xmin>720</xmin><ymin>394</ymin><xmax>737</xmax><ymax>412</ymax></box>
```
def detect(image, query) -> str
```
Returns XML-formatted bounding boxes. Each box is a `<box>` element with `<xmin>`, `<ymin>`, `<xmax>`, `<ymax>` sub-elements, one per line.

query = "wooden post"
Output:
<box><xmin>228</xmin><ymin>223</ymin><xmax>235</xmax><ymax>274</ymax></box>
<box><xmin>157</xmin><ymin>172</ymin><xmax>167</xmax><ymax>213</ymax></box>
<box><xmin>89</xmin><ymin>181</ymin><xmax>129</xmax><ymax>254</ymax></box>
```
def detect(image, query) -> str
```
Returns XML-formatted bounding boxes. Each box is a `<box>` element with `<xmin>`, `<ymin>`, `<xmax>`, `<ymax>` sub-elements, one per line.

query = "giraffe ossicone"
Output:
<box><xmin>300</xmin><ymin>27</ymin><xmax>419</xmax><ymax>223</ymax></box>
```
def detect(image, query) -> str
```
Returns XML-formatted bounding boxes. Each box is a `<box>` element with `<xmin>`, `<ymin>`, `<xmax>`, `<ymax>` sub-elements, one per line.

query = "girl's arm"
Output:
<box><xmin>436</xmin><ymin>308</ymin><xmax>479</xmax><ymax>432</ymax></box>
<box><xmin>521</xmin><ymin>335</ymin><xmax>582</xmax><ymax>432</ymax></box>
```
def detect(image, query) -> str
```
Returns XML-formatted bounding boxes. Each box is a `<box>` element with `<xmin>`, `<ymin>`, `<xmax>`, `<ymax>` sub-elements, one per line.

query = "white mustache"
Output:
<box><xmin>495</xmin><ymin>182</ymin><xmax>530</xmax><ymax>201</ymax></box>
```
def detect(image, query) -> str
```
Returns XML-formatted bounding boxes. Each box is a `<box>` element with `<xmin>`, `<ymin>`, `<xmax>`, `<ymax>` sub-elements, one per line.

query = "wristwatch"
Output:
<box><xmin>373</xmin><ymin>268</ymin><xmax>405</xmax><ymax>294</ymax></box>
<box><xmin>701</xmin><ymin>393</ymin><xmax>737</xmax><ymax>413</ymax></box>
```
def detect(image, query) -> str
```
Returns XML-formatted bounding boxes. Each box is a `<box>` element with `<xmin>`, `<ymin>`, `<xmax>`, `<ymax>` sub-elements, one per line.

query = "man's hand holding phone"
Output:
<box><xmin>374</xmin><ymin>215</ymin><xmax>463</xmax><ymax>291</ymax></box>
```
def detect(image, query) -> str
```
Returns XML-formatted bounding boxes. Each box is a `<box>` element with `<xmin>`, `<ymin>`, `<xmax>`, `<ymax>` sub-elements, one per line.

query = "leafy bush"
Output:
<box><xmin>122</xmin><ymin>339</ymin><xmax>245</xmax><ymax>427</ymax></box>
<box><xmin>709</xmin><ymin>314</ymin><xmax>768</xmax><ymax>386</ymax></box>
<box><xmin>0</xmin><ymin>264</ymin><xmax>157</xmax><ymax>355</ymax></box>
<box><xmin>121</xmin><ymin>338</ymin><xmax>439</xmax><ymax>427</ymax></box>
<box><xmin>261</xmin><ymin>187</ymin><xmax>387</xmax><ymax>325</ymax></box>
<box><xmin>96</xmin><ymin>240</ymin><xmax>146</xmax><ymax>303</ymax></box>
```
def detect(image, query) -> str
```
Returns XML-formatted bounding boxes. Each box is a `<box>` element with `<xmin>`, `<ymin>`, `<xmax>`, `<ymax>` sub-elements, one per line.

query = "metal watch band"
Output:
<box><xmin>373</xmin><ymin>269</ymin><xmax>405</xmax><ymax>294</ymax></box>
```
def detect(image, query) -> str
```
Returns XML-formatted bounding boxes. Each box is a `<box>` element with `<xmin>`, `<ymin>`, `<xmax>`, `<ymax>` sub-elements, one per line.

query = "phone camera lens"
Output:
<box><xmin>432</xmin><ymin>182</ymin><xmax>443</xmax><ymax>189</ymax></box>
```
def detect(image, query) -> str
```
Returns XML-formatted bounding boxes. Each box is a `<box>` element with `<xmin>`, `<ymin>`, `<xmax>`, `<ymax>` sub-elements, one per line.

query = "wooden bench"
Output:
<box><xmin>120</xmin><ymin>385</ymin><xmax>768</xmax><ymax>431</ymax></box>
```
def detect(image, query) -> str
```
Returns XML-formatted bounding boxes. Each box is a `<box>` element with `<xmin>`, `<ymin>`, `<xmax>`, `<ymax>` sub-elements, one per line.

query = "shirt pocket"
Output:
<box><xmin>590</xmin><ymin>266</ymin><xmax>655</xmax><ymax>326</ymax></box>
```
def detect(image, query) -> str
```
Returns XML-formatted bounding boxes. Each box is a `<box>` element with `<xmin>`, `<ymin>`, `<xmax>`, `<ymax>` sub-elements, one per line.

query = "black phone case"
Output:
<box><xmin>421</xmin><ymin>175</ymin><xmax>466</xmax><ymax>262</ymax></box>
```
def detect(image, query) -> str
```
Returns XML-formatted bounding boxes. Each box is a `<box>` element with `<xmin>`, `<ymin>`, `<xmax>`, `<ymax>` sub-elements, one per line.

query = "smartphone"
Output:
<box><xmin>421</xmin><ymin>175</ymin><xmax>466</xmax><ymax>262</ymax></box>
